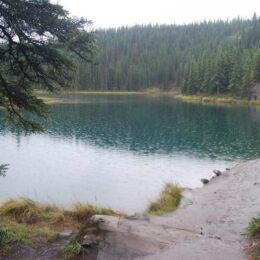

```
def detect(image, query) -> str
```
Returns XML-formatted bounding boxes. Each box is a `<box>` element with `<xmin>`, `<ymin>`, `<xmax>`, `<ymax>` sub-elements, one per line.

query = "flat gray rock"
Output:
<box><xmin>59</xmin><ymin>230</ymin><xmax>73</xmax><ymax>238</ymax></box>
<box><xmin>92</xmin><ymin>159</ymin><xmax>260</xmax><ymax>260</ymax></box>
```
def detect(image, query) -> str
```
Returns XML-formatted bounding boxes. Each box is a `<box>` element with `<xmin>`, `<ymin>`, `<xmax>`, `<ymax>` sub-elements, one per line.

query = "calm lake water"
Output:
<box><xmin>0</xmin><ymin>94</ymin><xmax>260</xmax><ymax>213</ymax></box>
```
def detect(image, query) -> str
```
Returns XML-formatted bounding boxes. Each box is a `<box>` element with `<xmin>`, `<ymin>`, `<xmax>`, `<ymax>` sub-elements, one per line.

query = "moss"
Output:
<box><xmin>147</xmin><ymin>183</ymin><xmax>182</xmax><ymax>216</ymax></box>
<box><xmin>63</xmin><ymin>239</ymin><xmax>82</xmax><ymax>259</ymax></box>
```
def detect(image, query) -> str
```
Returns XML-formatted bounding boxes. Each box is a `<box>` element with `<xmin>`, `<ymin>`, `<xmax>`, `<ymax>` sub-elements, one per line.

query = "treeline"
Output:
<box><xmin>74</xmin><ymin>14</ymin><xmax>260</xmax><ymax>97</ymax></box>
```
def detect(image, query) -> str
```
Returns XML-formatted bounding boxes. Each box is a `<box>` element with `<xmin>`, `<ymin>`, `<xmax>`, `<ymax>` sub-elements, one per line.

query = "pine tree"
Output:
<box><xmin>0</xmin><ymin>0</ymin><xmax>95</xmax><ymax>131</ymax></box>
<box><xmin>228</xmin><ymin>57</ymin><xmax>242</xmax><ymax>95</ymax></box>
<box><xmin>254</xmin><ymin>53</ymin><xmax>260</xmax><ymax>83</ymax></box>
<box><xmin>242</xmin><ymin>69</ymin><xmax>254</xmax><ymax>98</ymax></box>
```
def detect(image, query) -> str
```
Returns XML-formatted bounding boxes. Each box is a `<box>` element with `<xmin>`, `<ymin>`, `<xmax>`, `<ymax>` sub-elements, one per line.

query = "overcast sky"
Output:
<box><xmin>57</xmin><ymin>0</ymin><xmax>259</xmax><ymax>28</ymax></box>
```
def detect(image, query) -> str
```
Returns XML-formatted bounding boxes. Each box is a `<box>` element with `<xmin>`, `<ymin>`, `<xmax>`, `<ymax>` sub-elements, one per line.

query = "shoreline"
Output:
<box><xmin>84</xmin><ymin>159</ymin><xmax>260</xmax><ymax>259</ymax></box>
<box><xmin>35</xmin><ymin>90</ymin><xmax>260</xmax><ymax>107</ymax></box>
<box><xmin>175</xmin><ymin>94</ymin><xmax>260</xmax><ymax>106</ymax></box>
<box><xmin>1</xmin><ymin>159</ymin><xmax>259</xmax><ymax>259</ymax></box>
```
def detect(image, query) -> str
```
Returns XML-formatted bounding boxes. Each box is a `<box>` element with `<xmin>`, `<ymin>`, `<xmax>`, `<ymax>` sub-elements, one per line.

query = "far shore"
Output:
<box><xmin>35</xmin><ymin>89</ymin><xmax>260</xmax><ymax>107</ymax></box>
<box><xmin>175</xmin><ymin>94</ymin><xmax>260</xmax><ymax>106</ymax></box>
<box><xmin>35</xmin><ymin>90</ymin><xmax>143</xmax><ymax>95</ymax></box>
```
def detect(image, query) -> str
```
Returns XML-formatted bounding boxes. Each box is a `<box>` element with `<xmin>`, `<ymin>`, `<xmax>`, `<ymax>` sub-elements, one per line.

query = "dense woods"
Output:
<box><xmin>75</xmin><ymin>14</ymin><xmax>260</xmax><ymax>97</ymax></box>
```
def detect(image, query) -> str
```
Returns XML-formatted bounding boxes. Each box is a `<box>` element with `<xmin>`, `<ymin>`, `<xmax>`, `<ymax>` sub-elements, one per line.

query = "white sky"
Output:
<box><xmin>56</xmin><ymin>0</ymin><xmax>260</xmax><ymax>28</ymax></box>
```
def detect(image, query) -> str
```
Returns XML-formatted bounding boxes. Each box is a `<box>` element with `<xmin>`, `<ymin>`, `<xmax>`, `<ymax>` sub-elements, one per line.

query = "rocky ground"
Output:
<box><xmin>90</xmin><ymin>159</ymin><xmax>260</xmax><ymax>260</ymax></box>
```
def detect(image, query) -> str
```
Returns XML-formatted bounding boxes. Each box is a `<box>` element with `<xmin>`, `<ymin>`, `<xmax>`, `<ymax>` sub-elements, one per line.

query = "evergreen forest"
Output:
<box><xmin>75</xmin><ymin>14</ymin><xmax>260</xmax><ymax>97</ymax></box>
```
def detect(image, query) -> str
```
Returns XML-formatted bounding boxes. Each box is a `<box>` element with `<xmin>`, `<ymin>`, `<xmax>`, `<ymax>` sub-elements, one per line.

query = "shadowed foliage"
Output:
<box><xmin>0</xmin><ymin>0</ymin><xmax>96</xmax><ymax>132</ymax></box>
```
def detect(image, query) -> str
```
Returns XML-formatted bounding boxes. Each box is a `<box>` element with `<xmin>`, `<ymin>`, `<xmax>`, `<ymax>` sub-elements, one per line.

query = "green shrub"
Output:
<box><xmin>0</xmin><ymin>225</ymin><xmax>29</xmax><ymax>244</ymax></box>
<box><xmin>247</xmin><ymin>218</ymin><xmax>260</xmax><ymax>238</ymax></box>
<box><xmin>63</xmin><ymin>239</ymin><xmax>82</xmax><ymax>259</ymax></box>
<box><xmin>147</xmin><ymin>183</ymin><xmax>182</xmax><ymax>215</ymax></box>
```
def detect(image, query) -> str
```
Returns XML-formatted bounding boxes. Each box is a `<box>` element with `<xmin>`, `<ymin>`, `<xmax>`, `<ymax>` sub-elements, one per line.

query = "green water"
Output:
<box><xmin>0</xmin><ymin>95</ymin><xmax>260</xmax><ymax>213</ymax></box>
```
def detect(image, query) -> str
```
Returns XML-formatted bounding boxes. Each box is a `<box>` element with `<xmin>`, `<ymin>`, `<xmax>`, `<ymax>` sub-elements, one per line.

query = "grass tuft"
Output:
<box><xmin>147</xmin><ymin>183</ymin><xmax>182</xmax><ymax>216</ymax></box>
<box><xmin>71</xmin><ymin>203</ymin><xmax>121</xmax><ymax>223</ymax></box>
<box><xmin>0</xmin><ymin>225</ymin><xmax>30</xmax><ymax>244</ymax></box>
<box><xmin>63</xmin><ymin>239</ymin><xmax>82</xmax><ymax>259</ymax></box>
<box><xmin>0</xmin><ymin>198</ymin><xmax>124</xmax><ymax>257</ymax></box>
<box><xmin>0</xmin><ymin>229</ymin><xmax>8</xmax><ymax>245</ymax></box>
<box><xmin>0</xmin><ymin>198</ymin><xmax>42</xmax><ymax>224</ymax></box>
<box><xmin>247</xmin><ymin>218</ymin><xmax>260</xmax><ymax>238</ymax></box>
<box><xmin>246</xmin><ymin>217</ymin><xmax>260</xmax><ymax>260</ymax></box>
<box><xmin>71</xmin><ymin>203</ymin><xmax>97</xmax><ymax>222</ymax></box>
<box><xmin>41</xmin><ymin>204</ymin><xmax>60</xmax><ymax>213</ymax></box>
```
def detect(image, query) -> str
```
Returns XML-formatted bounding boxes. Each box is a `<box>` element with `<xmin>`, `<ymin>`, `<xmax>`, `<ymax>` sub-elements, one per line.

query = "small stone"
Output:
<box><xmin>82</xmin><ymin>239</ymin><xmax>93</xmax><ymax>247</ymax></box>
<box><xmin>127</xmin><ymin>213</ymin><xmax>150</xmax><ymax>221</ymax></box>
<box><xmin>83</xmin><ymin>234</ymin><xmax>99</xmax><ymax>244</ymax></box>
<box><xmin>213</xmin><ymin>169</ymin><xmax>222</xmax><ymax>176</ymax></box>
<box><xmin>83</xmin><ymin>234</ymin><xmax>93</xmax><ymax>240</ymax></box>
<box><xmin>226</xmin><ymin>168</ymin><xmax>231</xmax><ymax>171</ymax></box>
<box><xmin>201</xmin><ymin>178</ymin><xmax>209</xmax><ymax>184</ymax></box>
<box><xmin>59</xmin><ymin>230</ymin><xmax>73</xmax><ymax>238</ymax></box>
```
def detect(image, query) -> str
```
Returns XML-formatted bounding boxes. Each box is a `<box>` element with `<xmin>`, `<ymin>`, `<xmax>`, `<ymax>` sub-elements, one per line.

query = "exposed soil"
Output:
<box><xmin>0</xmin><ymin>233</ymin><xmax>98</xmax><ymax>260</ymax></box>
<box><xmin>0</xmin><ymin>234</ymin><xmax>72</xmax><ymax>260</ymax></box>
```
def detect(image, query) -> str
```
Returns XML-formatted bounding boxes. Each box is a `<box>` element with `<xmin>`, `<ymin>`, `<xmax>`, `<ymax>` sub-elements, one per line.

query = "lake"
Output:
<box><xmin>0</xmin><ymin>94</ymin><xmax>260</xmax><ymax>214</ymax></box>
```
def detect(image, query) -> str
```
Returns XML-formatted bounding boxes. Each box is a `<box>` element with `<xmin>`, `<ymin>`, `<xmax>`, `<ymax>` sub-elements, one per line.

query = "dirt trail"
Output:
<box><xmin>95</xmin><ymin>159</ymin><xmax>260</xmax><ymax>260</ymax></box>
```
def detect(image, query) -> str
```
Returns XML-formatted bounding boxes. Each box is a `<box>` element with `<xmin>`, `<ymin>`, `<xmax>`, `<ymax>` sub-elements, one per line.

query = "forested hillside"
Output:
<box><xmin>75</xmin><ymin>14</ymin><xmax>260</xmax><ymax>97</ymax></box>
